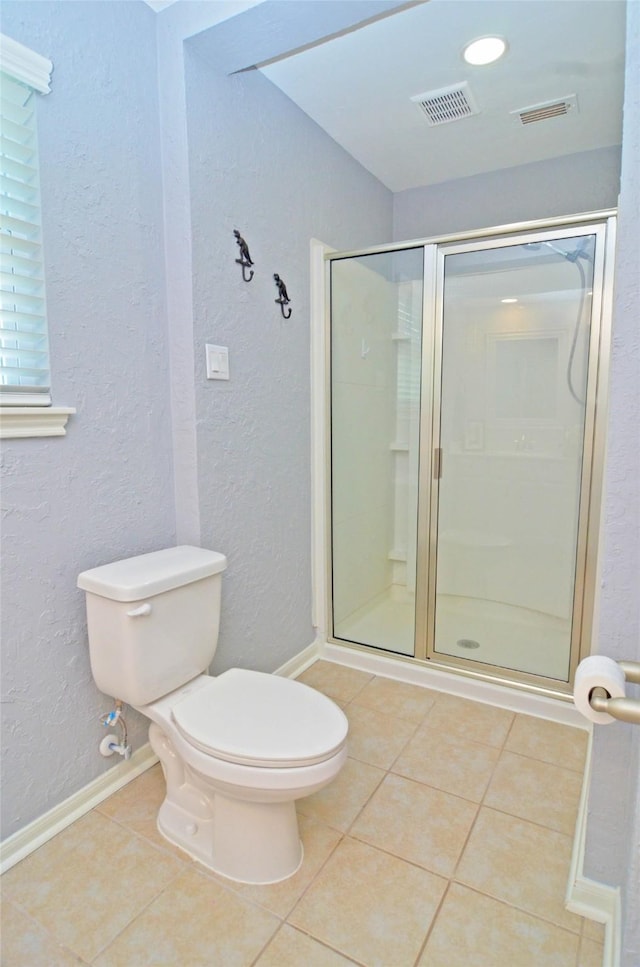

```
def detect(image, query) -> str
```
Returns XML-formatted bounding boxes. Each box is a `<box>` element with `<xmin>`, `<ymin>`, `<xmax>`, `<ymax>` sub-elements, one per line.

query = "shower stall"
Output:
<box><xmin>326</xmin><ymin>214</ymin><xmax>615</xmax><ymax>694</ymax></box>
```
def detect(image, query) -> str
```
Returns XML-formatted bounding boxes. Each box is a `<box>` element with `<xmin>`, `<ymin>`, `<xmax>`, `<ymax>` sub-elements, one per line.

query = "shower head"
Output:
<box><xmin>564</xmin><ymin>240</ymin><xmax>594</xmax><ymax>263</ymax></box>
<box><xmin>524</xmin><ymin>240</ymin><xmax>593</xmax><ymax>262</ymax></box>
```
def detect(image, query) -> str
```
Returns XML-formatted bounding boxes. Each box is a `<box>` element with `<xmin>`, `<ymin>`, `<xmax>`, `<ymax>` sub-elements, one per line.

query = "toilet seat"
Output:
<box><xmin>171</xmin><ymin>668</ymin><xmax>348</xmax><ymax>768</ymax></box>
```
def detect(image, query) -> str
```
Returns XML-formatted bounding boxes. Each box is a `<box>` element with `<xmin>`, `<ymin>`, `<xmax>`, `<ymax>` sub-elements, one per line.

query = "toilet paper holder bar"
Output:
<box><xmin>589</xmin><ymin>661</ymin><xmax>640</xmax><ymax>725</ymax></box>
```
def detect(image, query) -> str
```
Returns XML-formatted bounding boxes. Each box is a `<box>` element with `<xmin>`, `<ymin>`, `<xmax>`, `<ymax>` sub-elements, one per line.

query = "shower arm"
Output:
<box><xmin>589</xmin><ymin>661</ymin><xmax>640</xmax><ymax>725</ymax></box>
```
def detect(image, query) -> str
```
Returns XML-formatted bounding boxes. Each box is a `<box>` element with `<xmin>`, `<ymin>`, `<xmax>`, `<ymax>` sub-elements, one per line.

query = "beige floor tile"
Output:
<box><xmin>93</xmin><ymin>867</ymin><xmax>279</xmax><ymax>966</ymax></box>
<box><xmin>202</xmin><ymin>814</ymin><xmax>342</xmax><ymax>918</ymax></box>
<box><xmin>296</xmin><ymin>756</ymin><xmax>385</xmax><ymax>832</ymax></box>
<box><xmin>289</xmin><ymin>837</ymin><xmax>447</xmax><ymax>966</ymax></box>
<box><xmin>578</xmin><ymin>936</ymin><xmax>605</xmax><ymax>966</ymax></box>
<box><xmin>0</xmin><ymin>900</ymin><xmax>87</xmax><ymax>966</ymax></box>
<box><xmin>94</xmin><ymin>765</ymin><xmax>188</xmax><ymax>861</ymax></box>
<box><xmin>1</xmin><ymin>811</ymin><xmax>186</xmax><ymax>962</ymax></box>
<box><xmin>351</xmin><ymin>675</ymin><xmax>439</xmax><ymax>724</ymax></box>
<box><xmin>393</xmin><ymin>728</ymin><xmax>501</xmax><ymax>802</ymax></box>
<box><xmin>255</xmin><ymin>924</ymin><xmax>356</xmax><ymax>966</ymax></box>
<box><xmin>425</xmin><ymin>693</ymin><xmax>515</xmax><ymax>748</ymax></box>
<box><xmin>351</xmin><ymin>773</ymin><xmax>477</xmax><ymax>877</ymax></box>
<box><xmin>506</xmin><ymin>714</ymin><xmax>589</xmax><ymax>772</ymax></box>
<box><xmin>455</xmin><ymin>807</ymin><xmax>584</xmax><ymax>933</ymax></box>
<box><xmin>342</xmin><ymin>701</ymin><xmax>417</xmax><ymax>769</ymax></box>
<box><xmin>95</xmin><ymin>763</ymin><xmax>165</xmax><ymax>825</ymax></box>
<box><xmin>484</xmin><ymin>750</ymin><xmax>583</xmax><ymax>835</ymax></box>
<box><xmin>418</xmin><ymin>883</ymin><xmax>580</xmax><ymax>967</ymax></box>
<box><xmin>582</xmin><ymin>918</ymin><xmax>606</xmax><ymax>943</ymax></box>
<box><xmin>297</xmin><ymin>661</ymin><xmax>373</xmax><ymax>703</ymax></box>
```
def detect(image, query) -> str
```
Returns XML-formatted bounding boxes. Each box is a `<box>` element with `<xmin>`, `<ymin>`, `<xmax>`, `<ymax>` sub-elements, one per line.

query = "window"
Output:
<box><xmin>1</xmin><ymin>69</ymin><xmax>49</xmax><ymax>404</ymax></box>
<box><xmin>0</xmin><ymin>34</ymin><xmax>73</xmax><ymax>437</ymax></box>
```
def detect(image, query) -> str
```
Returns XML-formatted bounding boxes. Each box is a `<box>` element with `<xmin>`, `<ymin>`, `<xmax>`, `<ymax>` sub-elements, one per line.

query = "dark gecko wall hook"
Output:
<box><xmin>273</xmin><ymin>273</ymin><xmax>292</xmax><ymax>319</ymax></box>
<box><xmin>233</xmin><ymin>230</ymin><xmax>254</xmax><ymax>282</ymax></box>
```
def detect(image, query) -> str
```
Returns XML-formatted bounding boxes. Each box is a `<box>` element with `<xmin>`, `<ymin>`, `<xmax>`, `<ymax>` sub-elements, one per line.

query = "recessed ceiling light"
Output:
<box><xmin>463</xmin><ymin>36</ymin><xmax>507</xmax><ymax>66</ymax></box>
<box><xmin>501</xmin><ymin>298</ymin><xmax>518</xmax><ymax>304</ymax></box>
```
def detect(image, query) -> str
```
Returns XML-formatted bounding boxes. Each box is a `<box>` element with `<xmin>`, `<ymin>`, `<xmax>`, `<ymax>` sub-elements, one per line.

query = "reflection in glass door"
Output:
<box><xmin>430</xmin><ymin>232</ymin><xmax>599</xmax><ymax>681</ymax></box>
<box><xmin>330</xmin><ymin>247</ymin><xmax>424</xmax><ymax>656</ymax></box>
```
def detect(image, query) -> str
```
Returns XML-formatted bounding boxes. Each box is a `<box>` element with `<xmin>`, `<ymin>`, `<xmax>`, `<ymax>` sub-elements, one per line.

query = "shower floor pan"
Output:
<box><xmin>334</xmin><ymin>589</ymin><xmax>571</xmax><ymax>681</ymax></box>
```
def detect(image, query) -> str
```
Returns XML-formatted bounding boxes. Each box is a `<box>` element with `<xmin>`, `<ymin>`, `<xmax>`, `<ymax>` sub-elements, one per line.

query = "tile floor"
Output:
<box><xmin>1</xmin><ymin>661</ymin><xmax>605</xmax><ymax>967</ymax></box>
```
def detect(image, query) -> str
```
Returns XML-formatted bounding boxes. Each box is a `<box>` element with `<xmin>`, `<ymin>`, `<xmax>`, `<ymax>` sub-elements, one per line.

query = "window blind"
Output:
<box><xmin>0</xmin><ymin>70</ymin><xmax>50</xmax><ymax>405</ymax></box>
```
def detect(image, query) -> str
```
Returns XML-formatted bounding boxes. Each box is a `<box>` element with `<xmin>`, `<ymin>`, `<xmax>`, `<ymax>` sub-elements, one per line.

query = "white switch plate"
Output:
<box><xmin>206</xmin><ymin>344</ymin><xmax>229</xmax><ymax>380</ymax></box>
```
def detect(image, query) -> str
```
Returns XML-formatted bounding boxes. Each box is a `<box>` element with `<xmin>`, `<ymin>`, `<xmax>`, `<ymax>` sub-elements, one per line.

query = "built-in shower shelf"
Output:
<box><xmin>391</xmin><ymin>332</ymin><xmax>411</xmax><ymax>342</ymax></box>
<box><xmin>390</xmin><ymin>442</ymin><xmax>410</xmax><ymax>452</ymax></box>
<box><xmin>449</xmin><ymin>447</ymin><xmax>562</xmax><ymax>461</ymax></box>
<box><xmin>388</xmin><ymin>548</ymin><xmax>408</xmax><ymax>562</ymax></box>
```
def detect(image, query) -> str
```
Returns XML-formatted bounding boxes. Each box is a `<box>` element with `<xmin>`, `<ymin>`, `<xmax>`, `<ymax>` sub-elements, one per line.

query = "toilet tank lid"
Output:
<box><xmin>77</xmin><ymin>546</ymin><xmax>227</xmax><ymax>601</ymax></box>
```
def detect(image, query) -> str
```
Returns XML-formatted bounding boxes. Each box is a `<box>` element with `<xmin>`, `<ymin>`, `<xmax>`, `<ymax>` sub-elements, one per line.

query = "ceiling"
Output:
<box><xmin>144</xmin><ymin>0</ymin><xmax>178</xmax><ymax>10</ymax></box>
<box><xmin>259</xmin><ymin>0</ymin><xmax>626</xmax><ymax>193</ymax></box>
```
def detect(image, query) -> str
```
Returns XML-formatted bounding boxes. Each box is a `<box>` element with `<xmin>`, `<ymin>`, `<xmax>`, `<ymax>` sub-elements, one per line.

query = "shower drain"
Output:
<box><xmin>457</xmin><ymin>638</ymin><xmax>481</xmax><ymax>650</ymax></box>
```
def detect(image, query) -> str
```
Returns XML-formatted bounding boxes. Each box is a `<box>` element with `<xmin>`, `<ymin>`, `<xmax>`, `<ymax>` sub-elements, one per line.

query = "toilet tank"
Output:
<box><xmin>77</xmin><ymin>546</ymin><xmax>227</xmax><ymax>707</ymax></box>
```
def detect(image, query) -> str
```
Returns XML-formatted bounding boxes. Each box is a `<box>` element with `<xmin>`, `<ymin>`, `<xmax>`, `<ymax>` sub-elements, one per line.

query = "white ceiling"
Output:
<box><xmin>144</xmin><ymin>0</ymin><xmax>177</xmax><ymax>11</ymax></box>
<box><xmin>260</xmin><ymin>0</ymin><xmax>626</xmax><ymax>193</ymax></box>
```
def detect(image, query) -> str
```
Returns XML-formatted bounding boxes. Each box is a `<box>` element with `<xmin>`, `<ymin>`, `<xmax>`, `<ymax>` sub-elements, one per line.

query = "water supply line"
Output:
<box><xmin>98</xmin><ymin>699</ymin><xmax>132</xmax><ymax>758</ymax></box>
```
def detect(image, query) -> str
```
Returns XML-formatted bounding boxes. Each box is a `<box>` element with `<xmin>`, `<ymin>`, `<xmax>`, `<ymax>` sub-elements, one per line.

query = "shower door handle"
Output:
<box><xmin>433</xmin><ymin>448</ymin><xmax>443</xmax><ymax>479</ymax></box>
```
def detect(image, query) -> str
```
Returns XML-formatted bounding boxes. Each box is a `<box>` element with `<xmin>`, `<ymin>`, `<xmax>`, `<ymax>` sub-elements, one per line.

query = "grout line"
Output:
<box><xmin>447</xmin><ymin>880</ymin><xmax>587</xmax><ymax>942</ymax></box>
<box><xmin>341</xmin><ymin>762</ymin><xmax>387</xmax><ymax>839</ymax></box>
<box><xmin>473</xmin><ymin>800</ymin><xmax>580</xmax><ymax>841</ymax></box>
<box><xmin>342</xmin><ymin>696</ymin><xmax>429</xmax><ymax>773</ymax></box>
<box><xmin>281</xmin><ymin>923</ymin><xmax>366</xmax><ymax>965</ymax></box>
<box><xmin>503</xmin><ymin>705</ymin><xmax>519</xmax><ymax>746</ymax></box>
<box><xmin>498</xmin><ymin>742</ymin><xmax>588</xmax><ymax>774</ymax></box>
<box><xmin>448</xmin><ymin>735</ymin><xmax>504</xmax><ymax>882</ymax></box>
<box><xmin>283</xmin><ymin>828</ymin><xmax>346</xmax><ymax>916</ymax></box>
<box><xmin>412</xmin><ymin>878</ymin><xmax>454</xmax><ymax>967</ymax></box>
<box><xmin>91</xmin><ymin>811</ymin><xmax>196</xmax><ymax>868</ymax></box>
<box><xmin>1</xmin><ymin>896</ymin><xmax>93</xmax><ymax>966</ymax></box>
<box><xmin>248</xmin><ymin>920</ymin><xmax>286</xmax><ymax>967</ymax></box>
<box><xmin>89</xmin><ymin>858</ymin><xmax>189</xmax><ymax>962</ymax></box>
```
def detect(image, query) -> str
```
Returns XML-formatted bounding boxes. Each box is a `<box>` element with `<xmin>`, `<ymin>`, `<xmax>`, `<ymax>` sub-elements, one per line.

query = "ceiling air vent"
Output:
<box><xmin>513</xmin><ymin>94</ymin><xmax>578</xmax><ymax>125</ymax></box>
<box><xmin>411</xmin><ymin>82</ymin><xmax>480</xmax><ymax>126</ymax></box>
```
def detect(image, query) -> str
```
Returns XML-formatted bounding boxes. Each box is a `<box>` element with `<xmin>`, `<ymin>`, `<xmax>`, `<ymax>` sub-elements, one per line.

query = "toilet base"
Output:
<box><xmin>148</xmin><ymin>721</ymin><xmax>307</xmax><ymax>884</ymax></box>
<box><xmin>157</xmin><ymin>793</ymin><xmax>304</xmax><ymax>885</ymax></box>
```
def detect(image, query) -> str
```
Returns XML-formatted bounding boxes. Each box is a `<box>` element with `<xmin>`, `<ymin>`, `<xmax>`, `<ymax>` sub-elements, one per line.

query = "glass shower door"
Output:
<box><xmin>430</xmin><ymin>231</ymin><xmax>599</xmax><ymax>681</ymax></box>
<box><xmin>330</xmin><ymin>247</ymin><xmax>424</xmax><ymax>656</ymax></box>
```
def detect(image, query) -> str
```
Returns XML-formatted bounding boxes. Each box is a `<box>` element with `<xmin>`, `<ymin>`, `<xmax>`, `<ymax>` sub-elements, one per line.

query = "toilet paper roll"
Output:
<box><xmin>573</xmin><ymin>655</ymin><xmax>626</xmax><ymax>724</ymax></box>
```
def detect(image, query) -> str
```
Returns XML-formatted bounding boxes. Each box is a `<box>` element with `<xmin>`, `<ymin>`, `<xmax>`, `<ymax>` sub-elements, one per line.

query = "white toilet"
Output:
<box><xmin>77</xmin><ymin>545</ymin><xmax>348</xmax><ymax>885</ymax></box>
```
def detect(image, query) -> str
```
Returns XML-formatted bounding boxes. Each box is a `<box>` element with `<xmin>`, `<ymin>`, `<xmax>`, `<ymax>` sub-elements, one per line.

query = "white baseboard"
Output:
<box><xmin>566</xmin><ymin>731</ymin><xmax>621</xmax><ymax>966</ymax></box>
<box><xmin>0</xmin><ymin>743</ymin><xmax>158</xmax><ymax>874</ymax></box>
<box><xmin>568</xmin><ymin>876</ymin><xmax>620</xmax><ymax>966</ymax></box>
<box><xmin>275</xmin><ymin>637</ymin><xmax>323</xmax><ymax>679</ymax></box>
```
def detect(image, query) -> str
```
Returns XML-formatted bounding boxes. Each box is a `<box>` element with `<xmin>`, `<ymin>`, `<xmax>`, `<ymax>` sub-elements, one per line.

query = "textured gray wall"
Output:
<box><xmin>184</xmin><ymin>40</ymin><xmax>393</xmax><ymax>676</ymax></box>
<box><xmin>0</xmin><ymin>2</ymin><xmax>175</xmax><ymax>840</ymax></box>
<box><xmin>0</xmin><ymin>0</ymin><xmax>395</xmax><ymax>843</ymax></box>
<box><xmin>584</xmin><ymin>3</ymin><xmax>640</xmax><ymax>962</ymax></box>
<box><xmin>393</xmin><ymin>145</ymin><xmax>622</xmax><ymax>241</ymax></box>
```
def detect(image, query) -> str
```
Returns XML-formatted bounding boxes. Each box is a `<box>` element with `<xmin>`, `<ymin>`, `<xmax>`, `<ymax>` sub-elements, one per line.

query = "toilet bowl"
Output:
<box><xmin>140</xmin><ymin>670</ymin><xmax>348</xmax><ymax>883</ymax></box>
<box><xmin>77</xmin><ymin>546</ymin><xmax>348</xmax><ymax>885</ymax></box>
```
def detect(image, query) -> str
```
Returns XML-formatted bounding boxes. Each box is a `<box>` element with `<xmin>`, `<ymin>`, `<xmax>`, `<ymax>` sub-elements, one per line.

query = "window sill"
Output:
<box><xmin>0</xmin><ymin>406</ymin><xmax>76</xmax><ymax>439</ymax></box>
